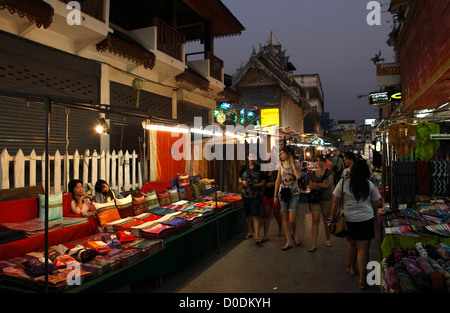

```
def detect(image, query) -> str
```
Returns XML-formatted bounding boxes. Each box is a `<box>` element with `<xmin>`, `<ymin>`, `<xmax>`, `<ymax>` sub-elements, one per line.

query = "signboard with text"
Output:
<box><xmin>369</xmin><ymin>90</ymin><xmax>402</xmax><ymax>105</ymax></box>
<box><xmin>260</xmin><ymin>108</ymin><xmax>280</xmax><ymax>126</ymax></box>
<box><xmin>376</xmin><ymin>63</ymin><xmax>401</xmax><ymax>87</ymax></box>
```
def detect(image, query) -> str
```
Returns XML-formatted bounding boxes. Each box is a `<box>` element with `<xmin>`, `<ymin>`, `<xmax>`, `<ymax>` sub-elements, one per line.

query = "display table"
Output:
<box><xmin>378</xmin><ymin>205</ymin><xmax>450</xmax><ymax>293</ymax></box>
<box><xmin>0</xmin><ymin>205</ymin><xmax>244</xmax><ymax>293</ymax></box>
<box><xmin>66</xmin><ymin>205</ymin><xmax>244</xmax><ymax>293</ymax></box>
<box><xmin>381</xmin><ymin>234</ymin><xmax>450</xmax><ymax>258</ymax></box>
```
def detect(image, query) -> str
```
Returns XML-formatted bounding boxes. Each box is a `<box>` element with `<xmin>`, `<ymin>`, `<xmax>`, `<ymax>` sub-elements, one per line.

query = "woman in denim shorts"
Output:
<box><xmin>274</xmin><ymin>146</ymin><xmax>302</xmax><ymax>250</ymax></box>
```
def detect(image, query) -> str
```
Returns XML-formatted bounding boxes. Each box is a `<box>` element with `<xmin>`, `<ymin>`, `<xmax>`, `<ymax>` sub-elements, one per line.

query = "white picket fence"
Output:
<box><xmin>0</xmin><ymin>149</ymin><xmax>143</xmax><ymax>194</ymax></box>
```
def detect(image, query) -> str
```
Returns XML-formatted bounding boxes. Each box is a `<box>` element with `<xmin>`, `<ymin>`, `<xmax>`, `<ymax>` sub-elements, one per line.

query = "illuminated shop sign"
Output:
<box><xmin>260</xmin><ymin>108</ymin><xmax>279</xmax><ymax>126</ymax></box>
<box><xmin>369</xmin><ymin>91</ymin><xmax>402</xmax><ymax>105</ymax></box>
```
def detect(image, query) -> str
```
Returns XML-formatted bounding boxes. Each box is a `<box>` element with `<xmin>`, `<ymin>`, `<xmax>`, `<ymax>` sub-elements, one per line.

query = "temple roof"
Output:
<box><xmin>232</xmin><ymin>32</ymin><xmax>305</xmax><ymax>104</ymax></box>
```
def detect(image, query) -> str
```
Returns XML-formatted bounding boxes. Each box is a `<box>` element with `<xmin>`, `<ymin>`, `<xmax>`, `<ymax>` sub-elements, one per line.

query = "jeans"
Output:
<box><xmin>279</xmin><ymin>194</ymin><xmax>300</xmax><ymax>212</ymax></box>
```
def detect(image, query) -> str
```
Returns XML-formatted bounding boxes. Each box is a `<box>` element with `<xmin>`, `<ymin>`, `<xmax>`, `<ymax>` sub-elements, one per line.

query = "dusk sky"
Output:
<box><xmin>211</xmin><ymin>0</ymin><xmax>396</xmax><ymax>126</ymax></box>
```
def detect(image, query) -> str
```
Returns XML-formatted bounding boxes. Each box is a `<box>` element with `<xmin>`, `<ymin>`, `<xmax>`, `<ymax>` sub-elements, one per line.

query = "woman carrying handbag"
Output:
<box><xmin>274</xmin><ymin>146</ymin><xmax>302</xmax><ymax>250</ymax></box>
<box><xmin>308</xmin><ymin>155</ymin><xmax>334</xmax><ymax>252</ymax></box>
<box><xmin>329</xmin><ymin>159</ymin><xmax>381</xmax><ymax>290</ymax></box>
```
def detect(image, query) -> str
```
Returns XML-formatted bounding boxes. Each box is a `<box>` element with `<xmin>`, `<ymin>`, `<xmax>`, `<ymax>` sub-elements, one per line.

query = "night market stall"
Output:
<box><xmin>376</xmin><ymin>107</ymin><xmax>450</xmax><ymax>293</ymax></box>
<box><xmin>0</xmin><ymin>90</ymin><xmax>244</xmax><ymax>293</ymax></box>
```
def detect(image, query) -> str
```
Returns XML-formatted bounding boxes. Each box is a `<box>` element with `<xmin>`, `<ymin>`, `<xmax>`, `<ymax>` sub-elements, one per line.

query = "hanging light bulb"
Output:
<box><xmin>96</xmin><ymin>124</ymin><xmax>104</xmax><ymax>134</ymax></box>
<box><xmin>96</xmin><ymin>115</ymin><xmax>110</xmax><ymax>134</ymax></box>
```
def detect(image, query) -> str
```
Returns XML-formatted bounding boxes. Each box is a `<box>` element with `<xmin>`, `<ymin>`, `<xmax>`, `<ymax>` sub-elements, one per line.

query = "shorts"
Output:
<box><xmin>279</xmin><ymin>194</ymin><xmax>300</xmax><ymax>212</ymax></box>
<box><xmin>346</xmin><ymin>218</ymin><xmax>375</xmax><ymax>241</ymax></box>
<box><xmin>310</xmin><ymin>200</ymin><xmax>332</xmax><ymax>214</ymax></box>
<box><xmin>242</xmin><ymin>197</ymin><xmax>262</xmax><ymax>217</ymax></box>
<box><xmin>262</xmin><ymin>196</ymin><xmax>281</xmax><ymax>209</ymax></box>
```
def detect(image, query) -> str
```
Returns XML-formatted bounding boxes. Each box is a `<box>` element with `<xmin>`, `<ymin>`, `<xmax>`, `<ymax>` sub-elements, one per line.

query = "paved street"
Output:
<box><xmin>111</xmin><ymin>202</ymin><xmax>381</xmax><ymax>293</ymax></box>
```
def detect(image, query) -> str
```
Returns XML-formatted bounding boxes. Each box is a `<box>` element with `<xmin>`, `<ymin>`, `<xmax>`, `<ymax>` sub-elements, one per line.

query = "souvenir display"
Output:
<box><xmin>0</xmin><ymin>175</ymin><xmax>242</xmax><ymax>292</ymax></box>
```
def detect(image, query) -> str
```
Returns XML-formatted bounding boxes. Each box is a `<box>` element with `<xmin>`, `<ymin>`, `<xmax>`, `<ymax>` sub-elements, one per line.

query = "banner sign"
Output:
<box><xmin>260</xmin><ymin>108</ymin><xmax>279</xmax><ymax>126</ymax></box>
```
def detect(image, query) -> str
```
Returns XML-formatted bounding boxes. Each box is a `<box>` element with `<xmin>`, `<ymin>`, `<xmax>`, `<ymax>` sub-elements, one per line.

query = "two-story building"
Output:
<box><xmin>0</xmin><ymin>0</ymin><xmax>244</xmax><ymax>189</ymax></box>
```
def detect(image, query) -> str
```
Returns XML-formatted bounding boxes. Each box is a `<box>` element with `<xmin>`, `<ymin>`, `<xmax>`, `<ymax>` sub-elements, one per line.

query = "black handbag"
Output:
<box><xmin>279</xmin><ymin>187</ymin><xmax>291</xmax><ymax>202</ymax></box>
<box><xmin>329</xmin><ymin>178</ymin><xmax>348</xmax><ymax>237</ymax></box>
<box><xmin>308</xmin><ymin>189</ymin><xmax>321</xmax><ymax>203</ymax></box>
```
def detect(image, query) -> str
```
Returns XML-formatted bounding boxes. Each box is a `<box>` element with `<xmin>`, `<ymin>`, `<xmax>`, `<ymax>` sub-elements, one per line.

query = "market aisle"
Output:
<box><xmin>111</xmin><ymin>203</ymin><xmax>381</xmax><ymax>293</ymax></box>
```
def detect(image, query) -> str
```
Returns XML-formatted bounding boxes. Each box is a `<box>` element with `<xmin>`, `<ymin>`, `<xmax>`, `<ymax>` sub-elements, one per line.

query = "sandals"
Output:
<box><xmin>281</xmin><ymin>245</ymin><xmax>293</xmax><ymax>251</ymax></box>
<box><xmin>243</xmin><ymin>234</ymin><xmax>253</xmax><ymax>240</ymax></box>
<box><xmin>291</xmin><ymin>235</ymin><xmax>301</xmax><ymax>246</ymax></box>
<box><xmin>308</xmin><ymin>247</ymin><xmax>317</xmax><ymax>252</ymax></box>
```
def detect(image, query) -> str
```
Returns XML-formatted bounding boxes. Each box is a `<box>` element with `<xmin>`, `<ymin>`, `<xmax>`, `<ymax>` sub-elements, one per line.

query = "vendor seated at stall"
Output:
<box><xmin>69</xmin><ymin>179</ymin><xmax>96</xmax><ymax>215</ymax></box>
<box><xmin>94</xmin><ymin>179</ymin><xmax>124</xmax><ymax>203</ymax></box>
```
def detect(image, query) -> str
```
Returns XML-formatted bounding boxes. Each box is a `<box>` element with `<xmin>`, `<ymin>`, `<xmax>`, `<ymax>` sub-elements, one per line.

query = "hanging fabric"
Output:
<box><xmin>416</xmin><ymin>160</ymin><xmax>431</xmax><ymax>196</ymax></box>
<box><xmin>415</xmin><ymin>122</ymin><xmax>440</xmax><ymax>161</ymax></box>
<box><xmin>435</xmin><ymin>121</ymin><xmax>450</xmax><ymax>160</ymax></box>
<box><xmin>149</xmin><ymin>129</ymin><xmax>158</xmax><ymax>181</ymax></box>
<box><xmin>156</xmin><ymin>131</ymin><xmax>186</xmax><ymax>181</ymax></box>
<box><xmin>388</xmin><ymin>123</ymin><xmax>416</xmax><ymax>158</ymax></box>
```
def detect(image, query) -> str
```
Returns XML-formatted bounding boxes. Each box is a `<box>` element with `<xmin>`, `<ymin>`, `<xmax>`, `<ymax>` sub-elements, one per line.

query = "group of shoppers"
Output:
<box><xmin>238</xmin><ymin>147</ymin><xmax>381</xmax><ymax>290</ymax></box>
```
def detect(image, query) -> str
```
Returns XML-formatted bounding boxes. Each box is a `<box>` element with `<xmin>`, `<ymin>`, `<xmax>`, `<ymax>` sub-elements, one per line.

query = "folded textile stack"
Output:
<box><xmin>147</xmin><ymin>207</ymin><xmax>178</xmax><ymax>216</ymax></box>
<box><xmin>1</xmin><ymin>218</ymin><xmax>63</xmax><ymax>237</ymax></box>
<box><xmin>381</xmin><ymin>242</ymin><xmax>450</xmax><ymax>293</ymax></box>
<box><xmin>162</xmin><ymin>216</ymin><xmax>191</xmax><ymax>233</ymax></box>
<box><xmin>140</xmin><ymin>223</ymin><xmax>176</xmax><ymax>239</ymax></box>
<box><xmin>105</xmin><ymin>217</ymin><xmax>134</xmax><ymax>232</ymax></box>
<box><xmin>0</xmin><ymin>253</ymin><xmax>93</xmax><ymax>292</ymax></box>
<box><xmin>0</xmin><ymin>231</ymin><xmax>165</xmax><ymax>292</ymax></box>
<box><xmin>134</xmin><ymin>212</ymin><xmax>162</xmax><ymax>223</ymax></box>
<box><xmin>160</xmin><ymin>203</ymin><xmax>187</xmax><ymax>211</ymax></box>
<box><xmin>61</xmin><ymin>217</ymin><xmax>89</xmax><ymax>227</ymax></box>
<box><xmin>130</xmin><ymin>220</ymin><xmax>161</xmax><ymax>238</ymax></box>
<box><xmin>0</xmin><ymin>225</ymin><xmax>26</xmax><ymax>244</ymax></box>
<box><xmin>176</xmin><ymin>211</ymin><xmax>203</xmax><ymax>227</ymax></box>
<box><xmin>381</xmin><ymin>205</ymin><xmax>450</xmax><ymax>237</ymax></box>
<box><xmin>184</xmin><ymin>205</ymin><xmax>214</xmax><ymax>219</ymax></box>
<box><xmin>126</xmin><ymin>238</ymin><xmax>164</xmax><ymax>256</ymax></box>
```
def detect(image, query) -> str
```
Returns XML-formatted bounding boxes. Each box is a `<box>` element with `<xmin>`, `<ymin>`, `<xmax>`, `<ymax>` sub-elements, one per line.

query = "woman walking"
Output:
<box><xmin>330</xmin><ymin>159</ymin><xmax>381</xmax><ymax>289</ymax></box>
<box><xmin>238</xmin><ymin>152</ymin><xmax>266</xmax><ymax>245</ymax></box>
<box><xmin>274</xmin><ymin>146</ymin><xmax>302</xmax><ymax>250</ymax></box>
<box><xmin>308</xmin><ymin>155</ymin><xmax>334</xmax><ymax>252</ymax></box>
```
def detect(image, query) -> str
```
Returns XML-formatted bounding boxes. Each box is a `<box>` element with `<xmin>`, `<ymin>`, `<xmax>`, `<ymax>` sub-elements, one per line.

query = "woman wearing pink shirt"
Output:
<box><xmin>68</xmin><ymin>179</ymin><xmax>95</xmax><ymax>215</ymax></box>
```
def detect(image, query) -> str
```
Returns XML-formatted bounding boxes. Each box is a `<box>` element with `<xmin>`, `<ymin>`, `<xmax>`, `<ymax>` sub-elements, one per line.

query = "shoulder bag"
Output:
<box><xmin>330</xmin><ymin>178</ymin><xmax>348</xmax><ymax>237</ymax></box>
<box><xmin>308</xmin><ymin>169</ymin><xmax>329</xmax><ymax>203</ymax></box>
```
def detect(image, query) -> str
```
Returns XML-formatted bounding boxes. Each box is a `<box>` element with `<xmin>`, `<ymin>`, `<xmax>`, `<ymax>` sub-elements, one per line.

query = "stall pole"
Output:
<box><xmin>44</xmin><ymin>97</ymin><xmax>52</xmax><ymax>293</ymax></box>
<box><xmin>382</xmin><ymin>125</ymin><xmax>387</xmax><ymax>201</ymax></box>
<box><xmin>213</xmin><ymin>132</ymin><xmax>220</xmax><ymax>254</ymax></box>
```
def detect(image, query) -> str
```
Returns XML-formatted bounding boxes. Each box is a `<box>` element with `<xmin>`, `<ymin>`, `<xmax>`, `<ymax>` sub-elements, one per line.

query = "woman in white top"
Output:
<box><xmin>274</xmin><ymin>146</ymin><xmax>302</xmax><ymax>250</ymax></box>
<box><xmin>330</xmin><ymin>159</ymin><xmax>381</xmax><ymax>290</ymax></box>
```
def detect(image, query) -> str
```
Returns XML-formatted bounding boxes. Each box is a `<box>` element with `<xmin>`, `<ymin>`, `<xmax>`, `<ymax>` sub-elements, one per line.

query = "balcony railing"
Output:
<box><xmin>61</xmin><ymin>0</ymin><xmax>104</xmax><ymax>22</ymax></box>
<box><xmin>207</xmin><ymin>52</ymin><xmax>223</xmax><ymax>81</ymax></box>
<box><xmin>153</xmin><ymin>17</ymin><xmax>185</xmax><ymax>62</ymax></box>
<box><xmin>185</xmin><ymin>51</ymin><xmax>224</xmax><ymax>82</ymax></box>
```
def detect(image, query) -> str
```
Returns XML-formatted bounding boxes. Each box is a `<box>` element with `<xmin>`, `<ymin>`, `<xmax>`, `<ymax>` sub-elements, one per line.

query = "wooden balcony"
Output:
<box><xmin>153</xmin><ymin>17</ymin><xmax>185</xmax><ymax>62</ymax></box>
<box><xmin>60</xmin><ymin>0</ymin><xmax>104</xmax><ymax>22</ymax></box>
<box><xmin>186</xmin><ymin>51</ymin><xmax>223</xmax><ymax>82</ymax></box>
<box><xmin>207</xmin><ymin>52</ymin><xmax>223</xmax><ymax>82</ymax></box>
